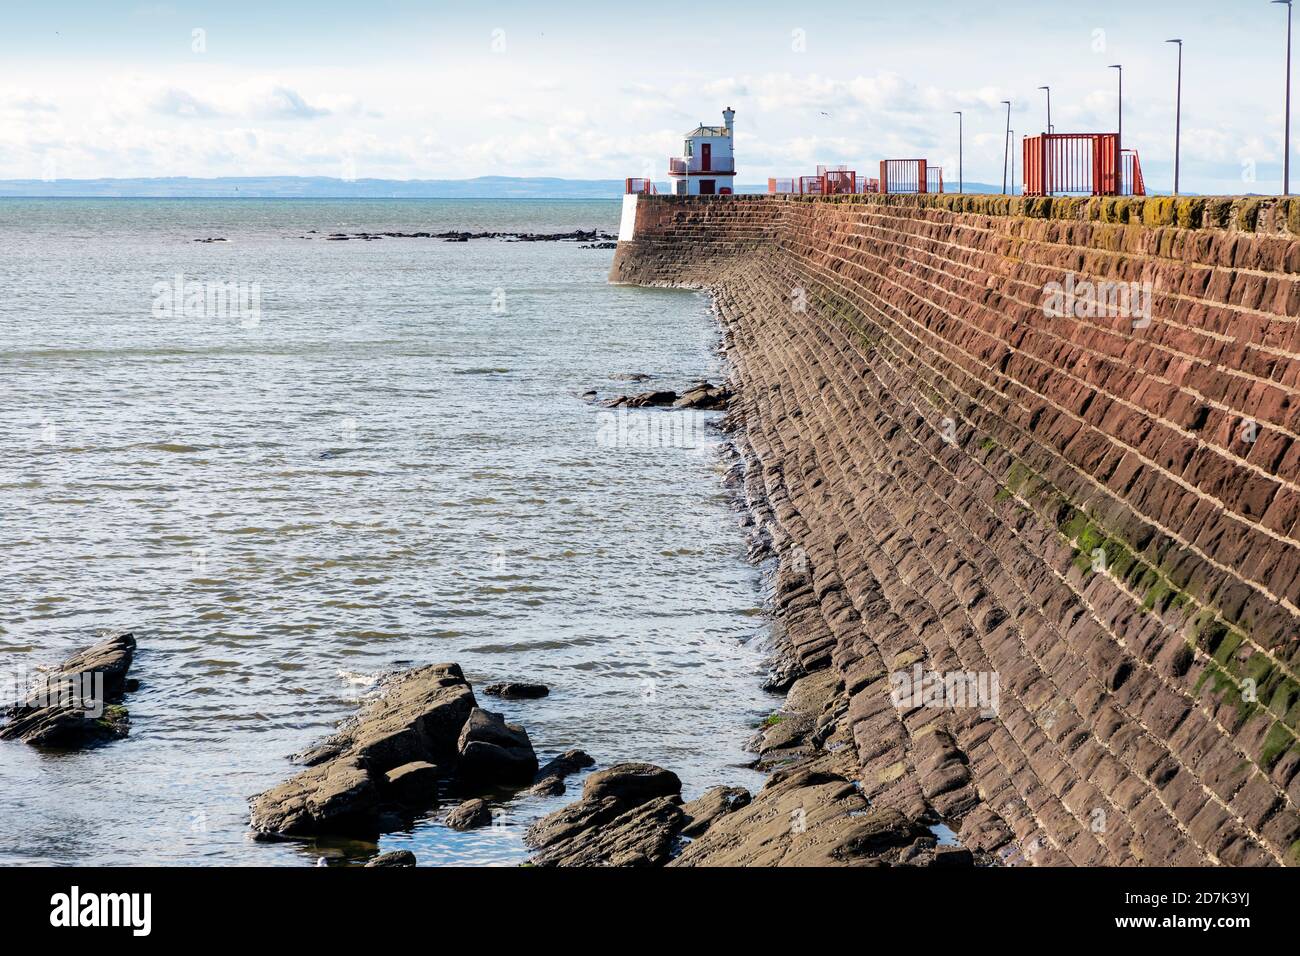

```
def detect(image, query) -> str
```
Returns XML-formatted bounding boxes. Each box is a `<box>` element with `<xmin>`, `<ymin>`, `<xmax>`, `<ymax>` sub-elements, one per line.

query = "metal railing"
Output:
<box><xmin>624</xmin><ymin>178</ymin><xmax>657</xmax><ymax>195</ymax></box>
<box><xmin>1022</xmin><ymin>133</ymin><xmax>1145</xmax><ymax>197</ymax></box>
<box><xmin>668</xmin><ymin>157</ymin><xmax>736</xmax><ymax>176</ymax></box>
<box><xmin>769</xmin><ymin>170</ymin><xmax>881</xmax><ymax>195</ymax></box>
<box><xmin>880</xmin><ymin>159</ymin><xmax>943</xmax><ymax>194</ymax></box>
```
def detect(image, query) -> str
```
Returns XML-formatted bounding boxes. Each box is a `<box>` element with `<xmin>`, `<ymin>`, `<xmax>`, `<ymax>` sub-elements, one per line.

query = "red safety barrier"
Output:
<box><xmin>624</xmin><ymin>178</ymin><xmax>657</xmax><ymax>195</ymax></box>
<box><xmin>880</xmin><ymin>159</ymin><xmax>943</xmax><ymax>194</ymax></box>
<box><xmin>1022</xmin><ymin>134</ymin><xmax>1144</xmax><ymax>197</ymax></box>
<box><xmin>798</xmin><ymin>175</ymin><xmax>825</xmax><ymax>195</ymax></box>
<box><xmin>823</xmin><ymin>169</ymin><xmax>857</xmax><ymax>194</ymax></box>
<box><xmin>769</xmin><ymin>167</ymin><xmax>878</xmax><ymax>195</ymax></box>
<box><xmin>1123</xmin><ymin>150</ymin><xmax>1146</xmax><ymax>197</ymax></box>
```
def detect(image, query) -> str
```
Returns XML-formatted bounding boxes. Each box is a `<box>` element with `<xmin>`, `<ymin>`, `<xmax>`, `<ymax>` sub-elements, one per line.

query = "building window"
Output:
<box><xmin>685</xmin><ymin>141</ymin><xmax>692</xmax><ymax>157</ymax></box>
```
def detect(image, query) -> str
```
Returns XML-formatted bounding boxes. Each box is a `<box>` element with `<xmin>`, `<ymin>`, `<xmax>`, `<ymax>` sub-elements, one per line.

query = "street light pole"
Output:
<box><xmin>1010</xmin><ymin>129</ymin><xmax>1017</xmax><ymax>195</ymax></box>
<box><xmin>1109</xmin><ymin>64</ymin><xmax>1123</xmax><ymax>192</ymax></box>
<box><xmin>1276</xmin><ymin>0</ymin><xmax>1293</xmax><ymax>195</ymax></box>
<box><xmin>954</xmin><ymin>111</ymin><xmax>964</xmax><ymax>194</ymax></box>
<box><xmin>1167</xmin><ymin>39</ymin><xmax>1183</xmax><ymax>195</ymax></box>
<box><xmin>1038</xmin><ymin>85</ymin><xmax>1052</xmax><ymax>134</ymax></box>
<box><xmin>1001</xmin><ymin>100</ymin><xmax>1012</xmax><ymax>194</ymax></box>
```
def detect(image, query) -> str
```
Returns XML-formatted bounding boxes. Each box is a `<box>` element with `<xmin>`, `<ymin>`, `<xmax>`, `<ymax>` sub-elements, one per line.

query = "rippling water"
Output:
<box><xmin>0</xmin><ymin>199</ymin><xmax>774</xmax><ymax>866</ymax></box>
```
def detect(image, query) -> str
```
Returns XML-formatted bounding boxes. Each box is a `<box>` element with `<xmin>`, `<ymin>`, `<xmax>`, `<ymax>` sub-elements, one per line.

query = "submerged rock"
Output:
<box><xmin>365</xmin><ymin>850</ymin><xmax>417</xmax><ymax>867</ymax></box>
<box><xmin>0</xmin><ymin>633</ymin><xmax>137</xmax><ymax>749</ymax></box>
<box><xmin>528</xmin><ymin>749</ymin><xmax>595</xmax><ymax>796</ymax></box>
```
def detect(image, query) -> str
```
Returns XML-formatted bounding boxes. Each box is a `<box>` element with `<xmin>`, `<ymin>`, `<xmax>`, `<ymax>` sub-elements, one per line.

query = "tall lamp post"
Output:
<box><xmin>1010</xmin><ymin>129</ymin><xmax>1017</xmax><ymax>195</ymax></box>
<box><xmin>1109</xmin><ymin>64</ymin><xmax>1123</xmax><ymax>192</ymax></box>
<box><xmin>1276</xmin><ymin>0</ymin><xmax>1293</xmax><ymax>195</ymax></box>
<box><xmin>1167</xmin><ymin>39</ymin><xmax>1183</xmax><ymax>195</ymax></box>
<box><xmin>1038</xmin><ymin>85</ymin><xmax>1052</xmax><ymax>133</ymax></box>
<box><xmin>1001</xmin><ymin>99</ymin><xmax>1012</xmax><ymax>194</ymax></box>
<box><xmin>954</xmin><ymin>111</ymin><xmax>964</xmax><ymax>194</ymax></box>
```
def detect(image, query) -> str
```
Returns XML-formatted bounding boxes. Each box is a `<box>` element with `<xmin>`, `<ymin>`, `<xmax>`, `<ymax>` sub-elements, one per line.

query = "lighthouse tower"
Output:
<box><xmin>667</xmin><ymin>107</ymin><xmax>736</xmax><ymax>196</ymax></box>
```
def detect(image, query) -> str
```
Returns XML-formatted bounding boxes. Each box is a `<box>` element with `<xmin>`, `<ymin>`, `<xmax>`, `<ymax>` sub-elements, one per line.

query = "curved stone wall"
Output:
<box><xmin>613</xmin><ymin>193</ymin><xmax>1300</xmax><ymax>866</ymax></box>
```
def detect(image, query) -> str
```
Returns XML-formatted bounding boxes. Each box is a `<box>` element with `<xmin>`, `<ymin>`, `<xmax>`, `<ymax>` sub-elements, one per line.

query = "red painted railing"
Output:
<box><xmin>1123</xmin><ymin>149</ymin><xmax>1145</xmax><ymax>197</ymax></box>
<box><xmin>1022</xmin><ymin>133</ymin><xmax>1145</xmax><ymax>197</ymax></box>
<box><xmin>769</xmin><ymin>170</ymin><xmax>882</xmax><ymax>195</ymax></box>
<box><xmin>879</xmin><ymin>159</ymin><xmax>943</xmax><ymax>194</ymax></box>
<box><xmin>624</xmin><ymin>178</ymin><xmax>657</xmax><ymax>195</ymax></box>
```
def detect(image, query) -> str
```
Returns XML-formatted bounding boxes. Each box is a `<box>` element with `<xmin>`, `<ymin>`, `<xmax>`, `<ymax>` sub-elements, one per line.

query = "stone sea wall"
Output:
<box><xmin>612</xmin><ymin>193</ymin><xmax>1300</xmax><ymax>866</ymax></box>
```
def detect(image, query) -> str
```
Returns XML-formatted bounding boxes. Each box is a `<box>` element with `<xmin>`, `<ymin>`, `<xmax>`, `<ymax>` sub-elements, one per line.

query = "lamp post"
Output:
<box><xmin>1276</xmin><ymin>0</ymin><xmax>1293</xmax><ymax>195</ymax></box>
<box><xmin>1167</xmin><ymin>39</ymin><xmax>1183</xmax><ymax>195</ymax></box>
<box><xmin>1109</xmin><ymin>64</ymin><xmax>1123</xmax><ymax>193</ymax></box>
<box><xmin>1038</xmin><ymin>85</ymin><xmax>1052</xmax><ymax>134</ymax></box>
<box><xmin>954</xmin><ymin>111</ymin><xmax>964</xmax><ymax>193</ymax></box>
<box><xmin>1003</xmin><ymin>130</ymin><xmax>1013</xmax><ymax>195</ymax></box>
<box><xmin>1001</xmin><ymin>99</ymin><xmax>1012</xmax><ymax>194</ymax></box>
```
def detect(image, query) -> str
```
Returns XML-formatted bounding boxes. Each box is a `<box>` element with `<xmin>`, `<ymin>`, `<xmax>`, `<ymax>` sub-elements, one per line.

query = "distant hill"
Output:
<box><xmin>0</xmin><ymin>175</ymin><xmax>1168</xmax><ymax>199</ymax></box>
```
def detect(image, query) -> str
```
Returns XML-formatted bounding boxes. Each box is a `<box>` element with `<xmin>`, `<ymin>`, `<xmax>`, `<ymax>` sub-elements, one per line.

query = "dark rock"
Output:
<box><xmin>681</xmin><ymin>786</ymin><xmax>752</xmax><ymax>837</ymax></box>
<box><xmin>670</xmin><ymin>763</ymin><xmax>927</xmax><ymax>867</ymax></box>
<box><xmin>249</xmin><ymin>757</ymin><xmax>381</xmax><ymax>837</ymax></box>
<box><xmin>525</xmin><ymin>796</ymin><xmax>630</xmax><ymax>852</ymax></box>
<box><xmin>456</xmin><ymin>708</ymin><xmax>538</xmax><ymax>785</ymax></box>
<box><xmin>249</xmin><ymin>663</ymin><xmax>475</xmax><ymax>838</ymax></box>
<box><xmin>929</xmin><ymin>846</ymin><xmax>975</xmax><ymax>867</ymax></box>
<box><xmin>339</xmin><ymin>663</ymin><xmax>476</xmax><ymax>769</ymax></box>
<box><xmin>530</xmin><ymin>796</ymin><xmax>687</xmax><ymax>867</ymax></box>
<box><xmin>483</xmin><ymin>682</ymin><xmax>549</xmax><ymax>700</ymax></box>
<box><xmin>528</xmin><ymin>749</ymin><xmax>595</xmax><ymax>796</ymax></box>
<box><xmin>581</xmin><ymin>762</ymin><xmax>681</xmax><ymax>805</ymax></box>
<box><xmin>383</xmin><ymin>761</ymin><xmax>442</xmax><ymax>805</ymax></box>
<box><xmin>365</xmin><ymin>850</ymin><xmax>417</xmax><ymax>867</ymax></box>
<box><xmin>0</xmin><ymin>633</ymin><xmax>137</xmax><ymax>749</ymax></box>
<box><xmin>672</xmin><ymin>381</ymin><xmax>731</xmax><ymax>410</ymax></box>
<box><xmin>603</xmin><ymin>390</ymin><xmax>678</xmax><ymax>409</ymax></box>
<box><xmin>445</xmin><ymin>798</ymin><xmax>493</xmax><ymax>830</ymax></box>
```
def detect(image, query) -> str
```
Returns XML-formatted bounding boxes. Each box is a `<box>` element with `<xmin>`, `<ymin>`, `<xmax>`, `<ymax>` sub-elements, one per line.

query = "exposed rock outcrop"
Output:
<box><xmin>456</xmin><ymin>708</ymin><xmax>538</xmax><ymax>785</ymax></box>
<box><xmin>365</xmin><ymin>850</ymin><xmax>417</xmax><ymax>867</ymax></box>
<box><xmin>446</xmin><ymin>798</ymin><xmax>493</xmax><ymax>830</ymax></box>
<box><xmin>0</xmin><ymin>633</ymin><xmax>137</xmax><ymax>748</ymax></box>
<box><xmin>249</xmin><ymin>663</ymin><xmax>475</xmax><ymax>837</ymax></box>
<box><xmin>600</xmin><ymin>381</ymin><xmax>730</xmax><ymax>411</ymax></box>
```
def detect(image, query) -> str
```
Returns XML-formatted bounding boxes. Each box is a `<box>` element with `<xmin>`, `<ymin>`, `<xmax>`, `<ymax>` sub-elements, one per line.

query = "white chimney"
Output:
<box><xmin>723</xmin><ymin>107</ymin><xmax>735</xmax><ymax>135</ymax></box>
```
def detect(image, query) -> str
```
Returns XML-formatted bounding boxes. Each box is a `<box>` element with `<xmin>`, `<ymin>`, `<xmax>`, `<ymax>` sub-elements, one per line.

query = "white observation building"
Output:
<box><xmin>667</xmin><ymin>108</ymin><xmax>736</xmax><ymax>196</ymax></box>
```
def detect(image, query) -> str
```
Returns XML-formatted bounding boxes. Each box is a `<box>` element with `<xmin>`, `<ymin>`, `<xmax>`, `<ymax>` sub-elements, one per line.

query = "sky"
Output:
<box><xmin>0</xmin><ymin>0</ymin><xmax>1294</xmax><ymax>194</ymax></box>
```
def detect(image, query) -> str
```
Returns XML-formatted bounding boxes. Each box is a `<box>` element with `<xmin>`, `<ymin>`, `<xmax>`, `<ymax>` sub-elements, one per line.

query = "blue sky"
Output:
<box><xmin>0</xmin><ymin>0</ymin><xmax>1293</xmax><ymax>193</ymax></box>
